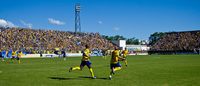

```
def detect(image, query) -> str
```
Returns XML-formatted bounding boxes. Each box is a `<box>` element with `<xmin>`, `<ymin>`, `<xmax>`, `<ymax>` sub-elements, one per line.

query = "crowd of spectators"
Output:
<box><xmin>150</xmin><ymin>31</ymin><xmax>200</xmax><ymax>51</ymax></box>
<box><xmin>0</xmin><ymin>27</ymin><xmax>115</xmax><ymax>53</ymax></box>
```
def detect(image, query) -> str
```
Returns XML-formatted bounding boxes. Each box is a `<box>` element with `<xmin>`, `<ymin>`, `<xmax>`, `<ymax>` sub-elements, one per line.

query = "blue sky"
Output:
<box><xmin>0</xmin><ymin>0</ymin><xmax>200</xmax><ymax>40</ymax></box>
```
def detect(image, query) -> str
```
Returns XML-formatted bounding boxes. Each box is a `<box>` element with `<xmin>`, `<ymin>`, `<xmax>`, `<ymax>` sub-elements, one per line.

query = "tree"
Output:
<box><xmin>149</xmin><ymin>32</ymin><xmax>166</xmax><ymax>45</ymax></box>
<box><xmin>102</xmin><ymin>35</ymin><xmax>126</xmax><ymax>41</ymax></box>
<box><xmin>113</xmin><ymin>35</ymin><xmax>126</xmax><ymax>40</ymax></box>
<box><xmin>102</xmin><ymin>35</ymin><xmax>140</xmax><ymax>45</ymax></box>
<box><xmin>102</xmin><ymin>35</ymin><xmax>111</xmax><ymax>40</ymax></box>
<box><xmin>126</xmin><ymin>37</ymin><xmax>139</xmax><ymax>45</ymax></box>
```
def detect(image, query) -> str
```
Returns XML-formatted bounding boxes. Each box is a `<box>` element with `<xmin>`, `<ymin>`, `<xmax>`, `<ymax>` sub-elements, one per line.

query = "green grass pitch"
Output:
<box><xmin>0</xmin><ymin>55</ymin><xmax>200</xmax><ymax>86</ymax></box>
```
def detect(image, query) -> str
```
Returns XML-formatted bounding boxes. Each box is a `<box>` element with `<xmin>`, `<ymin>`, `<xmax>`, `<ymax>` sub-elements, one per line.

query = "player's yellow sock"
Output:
<box><xmin>114</xmin><ymin>67</ymin><xmax>121</xmax><ymax>71</ymax></box>
<box><xmin>72</xmin><ymin>66</ymin><xmax>81</xmax><ymax>70</ymax></box>
<box><xmin>89</xmin><ymin>68</ymin><xmax>95</xmax><ymax>77</ymax></box>
<box><xmin>125</xmin><ymin>60</ymin><xmax>128</xmax><ymax>66</ymax></box>
<box><xmin>18</xmin><ymin>60</ymin><xmax>21</xmax><ymax>64</ymax></box>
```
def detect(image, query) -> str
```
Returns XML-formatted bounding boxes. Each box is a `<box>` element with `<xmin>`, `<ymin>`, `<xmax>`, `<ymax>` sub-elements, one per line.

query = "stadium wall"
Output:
<box><xmin>129</xmin><ymin>53</ymin><xmax>148</xmax><ymax>55</ymax></box>
<box><xmin>21</xmin><ymin>53</ymin><xmax>82</xmax><ymax>58</ymax></box>
<box><xmin>148</xmin><ymin>50</ymin><xmax>200</xmax><ymax>55</ymax></box>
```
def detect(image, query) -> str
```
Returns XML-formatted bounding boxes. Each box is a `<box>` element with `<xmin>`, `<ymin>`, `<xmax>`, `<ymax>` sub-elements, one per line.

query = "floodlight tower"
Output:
<box><xmin>75</xmin><ymin>3</ymin><xmax>81</xmax><ymax>33</ymax></box>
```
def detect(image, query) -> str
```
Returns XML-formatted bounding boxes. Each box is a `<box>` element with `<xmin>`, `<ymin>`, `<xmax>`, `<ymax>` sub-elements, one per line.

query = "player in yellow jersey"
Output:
<box><xmin>109</xmin><ymin>46</ymin><xmax>125</xmax><ymax>80</ymax></box>
<box><xmin>121</xmin><ymin>48</ymin><xmax>129</xmax><ymax>67</ymax></box>
<box><xmin>69</xmin><ymin>45</ymin><xmax>96</xmax><ymax>79</ymax></box>
<box><xmin>11</xmin><ymin>50</ymin><xmax>17</xmax><ymax>60</ymax></box>
<box><xmin>16</xmin><ymin>51</ymin><xmax>22</xmax><ymax>64</ymax></box>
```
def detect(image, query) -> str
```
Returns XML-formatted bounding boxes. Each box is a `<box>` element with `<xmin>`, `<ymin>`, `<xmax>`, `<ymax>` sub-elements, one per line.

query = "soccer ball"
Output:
<box><xmin>109</xmin><ymin>75</ymin><xmax>112</xmax><ymax>80</ymax></box>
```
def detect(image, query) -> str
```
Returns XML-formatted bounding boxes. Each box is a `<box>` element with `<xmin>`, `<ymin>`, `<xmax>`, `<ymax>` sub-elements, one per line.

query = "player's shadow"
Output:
<box><xmin>48</xmin><ymin>76</ymin><xmax>80</xmax><ymax>80</ymax></box>
<box><xmin>78</xmin><ymin>76</ymin><xmax>108</xmax><ymax>80</ymax></box>
<box><xmin>49</xmin><ymin>76</ymin><xmax>109</xmax><ymax>80</ymax></box>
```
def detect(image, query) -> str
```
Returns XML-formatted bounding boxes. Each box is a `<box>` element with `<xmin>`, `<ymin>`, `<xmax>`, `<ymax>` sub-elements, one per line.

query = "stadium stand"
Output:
<box><xmin>0</xmin><ymin>27</ymin><xmax>115</xmax><ymax>54</ymax></box>
<box><xmin>149</xmin><ymin>30</ymin><xmax>200</xmax><ymax>54</ymax></box>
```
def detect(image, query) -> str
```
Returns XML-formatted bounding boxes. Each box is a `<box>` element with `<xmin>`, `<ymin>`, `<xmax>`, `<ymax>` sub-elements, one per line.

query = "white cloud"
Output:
<box><xmin>113</xmin><ymin>27</ymin><xmax>120</xmax><ymax>31</ymax></box>
<box><xmin>48</xmin><ymin>18</ymin><xmax>65</xmax><ymax>25</ymax></box>
<box><xmin>0</xmin><ymin>19</ymin><xmax>16</xmax><ymax>27</ymax></box>
<box><xmin>20</xmin><ymin>20</ymin><xmax>32</xmax><ymax>28</ymax></box>
<box><xmin>98</xmin><ymin>21</ymin><xmax>103</xmax><ymax>24</ymax></box>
